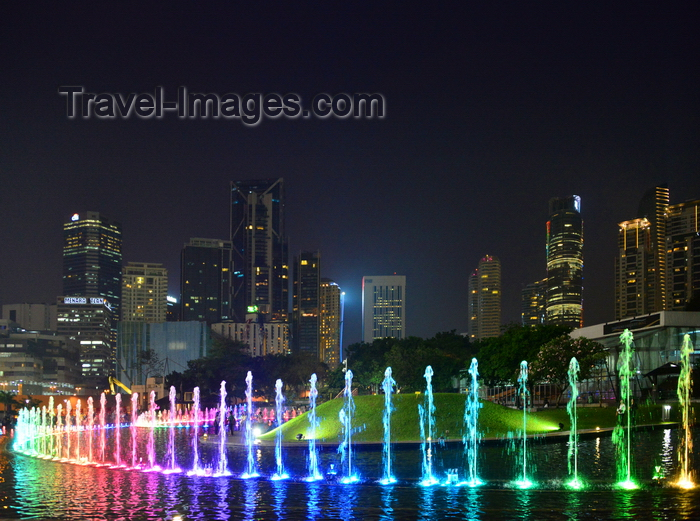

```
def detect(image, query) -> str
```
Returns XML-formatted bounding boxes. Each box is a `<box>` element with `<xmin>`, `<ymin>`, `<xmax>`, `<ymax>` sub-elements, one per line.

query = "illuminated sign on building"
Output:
<box><xmin>71</xmin><ymin>213</ymin><xmax>80</xmax><ymax>221</ymax></box>
<box><xmin>63</xmin><ymin>297</ymin><xmax>111</xmax><ymax>309</ymax></box>
<box><xmin>247</xmin><ymin>305</ymin><xmax>259</xmax><ymax>313</ymax></box>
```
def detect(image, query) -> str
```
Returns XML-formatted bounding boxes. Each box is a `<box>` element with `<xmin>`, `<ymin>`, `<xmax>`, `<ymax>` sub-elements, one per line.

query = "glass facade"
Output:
<box><xmin>546</xmin><ymin>196</ymin><xmax>583</xmax><ymax>328</ymax></box>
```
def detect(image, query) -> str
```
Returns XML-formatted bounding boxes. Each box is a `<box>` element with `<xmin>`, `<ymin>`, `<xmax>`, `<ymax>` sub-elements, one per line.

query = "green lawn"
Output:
<box><xmin>257</xmin><ymin>394</ymin><xmax>675</xmax><ymax>443</ymax></box>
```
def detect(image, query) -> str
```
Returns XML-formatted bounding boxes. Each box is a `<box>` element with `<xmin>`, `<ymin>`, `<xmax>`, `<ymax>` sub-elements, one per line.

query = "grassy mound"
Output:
<box><xmin>257</xmin><ymin>393</ymin><xmax>667</xmax><ymax>444</ymax></box>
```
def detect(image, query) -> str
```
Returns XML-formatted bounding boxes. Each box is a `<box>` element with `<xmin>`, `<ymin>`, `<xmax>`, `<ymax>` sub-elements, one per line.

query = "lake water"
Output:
<box><xmin>2</xmin><ymin>426</ymin><xmax>699</xmax><ymax>519</ymax></box>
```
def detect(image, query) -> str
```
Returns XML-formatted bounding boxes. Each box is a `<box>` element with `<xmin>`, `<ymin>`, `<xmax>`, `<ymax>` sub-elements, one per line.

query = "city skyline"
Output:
<box><xmin>2</xmin><ymin>4</ymin><xmax>699</xmax><ymax>347</ymax></box>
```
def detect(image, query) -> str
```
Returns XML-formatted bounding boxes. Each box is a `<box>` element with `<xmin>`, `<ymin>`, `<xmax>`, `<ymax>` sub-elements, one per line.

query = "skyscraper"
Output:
<box><xmin>230</xmin><ymin>179</ymin><xmax>289</xmax><ymax>323</ymax></box>
<box><xmin>665</xmin><ymin>198</ymin><xmax>700</xmax><ymax>310</ymax></box>
<box><xmin>638</xmin><ymin>184</ymin><xmax>670</xmax><ymax>311</ymax></box>
<box><xmin>63</xmin><ymin>211</ymin><xmax>122</xmax><ymax>319</ymax></box>
<box><xmin>468</xmin><ymin>255</ymin><xmax>502</xmax><ymax>340</ymax></box>
<box><xmin>180</xmin><ymin>238</ymin><xmax>233</xmax><ymax>324</ymax></box>
<box><xmin>292</xmin><ymin>251</ymin><xmax>320</xmax><ymax>356</ymax></box>
<box><xmin>319</xmin><ymin>278</ymin><xmax>341</xmax><ymax>368</ymax></box>
<box><xmin>362</xmin><ymin>275</ymin><xmax>405</xmax><ymax>342</ymax></box>
<box><xmin>545</xmin><ymin>196</ymin><xmax>583</xmax><ymax>328</ymax></box>
<box><xmin>615</xmin><ymin>218</ymin><xmax>654</xmax><ymax>319</ymax></box>
<box><xmin>122</xmin><ymin>262</ymin><xmax>168</xmax><ymax>323</ymax></box>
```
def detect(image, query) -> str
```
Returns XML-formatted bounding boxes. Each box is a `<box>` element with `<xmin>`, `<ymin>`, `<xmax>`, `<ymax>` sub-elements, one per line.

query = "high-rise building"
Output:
<box><xmin>362</xmin><ymin>275</ymin><xmax>406</xmax><ymax>342</ymax></box>
<box><xmin>122</xmin><ymin>263</ymin><xmax>168</xmax><ymax>323</ymax></box>
<box><xmin>292</xmin><ymin>251</ymin><xmax>320</xmax><ymax>356</ymax></box>
<box><xmin>180</xmin><ymin>238</ymin><xmax>233</xmax><ymax>324</ymax></box>
<box><xmin>230</xmin><ymin>179</ymin><xmax>289</xmax><ymax>323</ymax></box>
<box><xmin>57</xmin><ymin>295</ymin><xmax>114</xmax><ymax>389</ymax></box>
<box><xmin>211</xmin><ymin>320</ymin><xmax>289</xmax><ymax>358</ymax></box>
<box><xmin>319</xmin><ymin>278</ymin><xmax>341</xmax><ymax>368</ymax></box>
<box><xmin>521</xmin><ymin>279</ymin><xmax>547</xmax><ymax>327</ymax></box>
<box><xmin>665</xmin><ymin>198</ymin><xmax>700</xmax><ymax>310</ymax></box>
<box><xmin>63</xmin><ymin>212</ymin><xmax>123</xmax><ymax>320</ymax></box>
<box><xmin>615</xmin><ymin>218</ymin><xmax>654</xmax><ymax>319</ymax></box>
<box><xmin>545</xmin><ymin>196</ymin><xmax>583</xmax><ymax>328</ymax></box>
<box><xmin>637</xmin><ymin>184</ymin><xmax>670</xmax><ymax>311</ymax></box>
<box><xmin>468</xmin><ymin>255</ymin><xmax>501</xmax><ymax>340</ymax></box>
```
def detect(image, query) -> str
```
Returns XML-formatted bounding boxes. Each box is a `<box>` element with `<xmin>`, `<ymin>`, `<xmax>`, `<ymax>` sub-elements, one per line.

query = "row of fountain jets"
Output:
<box><xmin>13</xmin><ymin>331</ymin><xmax>695</xmax><ymax>489</ymax></box>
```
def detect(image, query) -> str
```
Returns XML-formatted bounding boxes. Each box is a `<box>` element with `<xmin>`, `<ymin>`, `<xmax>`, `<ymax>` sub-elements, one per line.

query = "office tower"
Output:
<box><xmin>467</xmin><ymin>255</ymin><xmax>502</xmax><ymax>340</ymax></box>
<box><xmin>521</xmin><ymin>279</ymin><xmax>547</xmax><ymax>327</ymax></box>
<box><xmin>122</xmin><ymin>262</ymin><xmax>168</xmax><ymax>322</ymax></box>
<box><xmin>637</xmin><ymin>184</ymin><xmax>670</xmax><ymax>311</ymax></box>
<box><xmin>614</xmin><ymin>219</ymin><xmax>654</xmax><ymax>319</ymax></box>
<box><xmin>180</xmin><ymin>238</ymin><xmax>233</xmax><ymax>324</ymax></box>
<box><xmin>319</xmin><ymin>278</ymin><xmax>341</xmax><ymax>368</ymax></box>
<box><xmin>545</xmin><ymin>196</ymin><xmax>584</xmax><ymax>328</ymax></box>
<box><xmin>1</xmin><ymin>303</ymin><xmax>57</xmax><ymax>331</ymax></box>
<box><xmin>362</xmin><ymin>275</ymin><xmax>406</xmax><ymax>342</ymax></box>
<box><xmin>230</xmin><ymin>179</ymin><xmax>289</xmax><ymax>323</ymax></box>
<box><xmin>292</xmin><ymin>251</ymin><xmax>320</xmax><ymax>356</ymax></box>
<box><xmin>211</xmin><ymin>320</ymin><xmax>289</xmax><ymax>358</ymax></box>
<box><xmin>665</xmin><ymin>199</ymin><xmax>700</xmax><ymax>310</ymax></box>
<box><xmin>63</xmin><ymin>212</ymin><xmax>123</xmax><ymax>320</ymax></box>
<box><xmin>57</xmin><ymin>295</ymin><xmax>114</xmax><ymax>389</ymax></box>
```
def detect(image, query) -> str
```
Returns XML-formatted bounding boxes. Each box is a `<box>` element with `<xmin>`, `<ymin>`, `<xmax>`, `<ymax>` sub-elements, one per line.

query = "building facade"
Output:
<box><xmin>615</xmin><ymin>218</ymin><xmax>655</xmax><ymax>319</ymax></box>
<box><xmin>292</xmin><ymin>251</ymin><xmax>320</xmax><ymax>356</ymax></box>
<box><xmin>56</xmin><ymin>296</ymin><xmax>114</xmax><ymax>390</ymax></box>
<box><xmin>637</xmin><ymin>184</ymin><xmax>670</xmax><ymax>311</ymax></box>
<box><xmin>545</xmin><ymin>196</ymin><xmax>584</xmax><ymax>328</ymax></box>
<box><xmin>180</xmin><ymin>238</ymin><xmax>233</xmax><ymax>324</ymax></box>
<box><xmin>0</xmin><ymin>320</ymin><xmax>81</xmax><ymax>395</ymax></box>
<box><xmin>117</xmin><ymin>321</ymin><xmax>211</xmax><ymax>387</ymax></box>
<box><xmin>362</xmin><ymin>275</ymin><xmax>406</xmax><ymax>342</ymax></box>
<box><xmin>665</xmin><ymin>199</ymin><xmax>700</xmax><ymax>310</ymax></box>
<box><xmin>63</xmin><ymin>212</ymin><xmax>123</xmax><ymax>320</ymax></box>
<box><xmin>1</xmin><ymin>303</ymin><xmax>57</xmax><ymax>331</ymax></box>
<box><xmin>230</xmin><ymin>179</ymin><xmax>289</xmax><ymax>323</ymax></box>
<box><xmin>122</xmin><ymin>262</ymin><xmax>168</xmax><ymax>322</ymax></box>
<box><xmin>319</xmin><ymin>278</ymin><xmax>341</xmax><ymax>368</ymax></box>
<box><xmin>521</xmin><ymin>279</ymin><xmax>547</xmax><ymax>327</ymax></box>
<box><xmin>468</xmin><ymin>255</ymin><xmax>501</xmax><ymax>340</ymax></box>
<box><xmin>211</xmin><ymin>319</ymin><xmax>289</xmax><ymax>357</ymax></box>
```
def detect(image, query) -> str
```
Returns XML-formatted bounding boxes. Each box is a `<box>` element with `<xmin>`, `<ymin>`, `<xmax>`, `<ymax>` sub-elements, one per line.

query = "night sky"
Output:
<box><xmin>1</xmin><ymin>4</ymin><xmax>699</xmax><ymax>348</ymax></box>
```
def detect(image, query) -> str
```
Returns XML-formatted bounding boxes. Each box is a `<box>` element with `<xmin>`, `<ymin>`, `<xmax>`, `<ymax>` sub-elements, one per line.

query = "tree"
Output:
<box><xmin>0</xmin><ymin>391</ymin><xmax>20</xmax><ymax>421</ymax></box>
<box><xmin>528</xmin><ymin>335</ymin><xmax>607</xmax><ymax>406</ymax></box>
<box><xmin>476</xmin><ymin>324</ymin><xmax>572</xmax><ymax>386</ymax></box>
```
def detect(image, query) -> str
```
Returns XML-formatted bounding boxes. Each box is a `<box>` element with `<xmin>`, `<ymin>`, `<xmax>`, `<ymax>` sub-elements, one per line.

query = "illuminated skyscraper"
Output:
<box><xmin>63</xmin><ymin>211</ymin><xmax>122</xmax><ymax>319</ymax></box>
<box><xmin>615</xmin><ymin>218</ymin><xmax>654</xmax><ymax>319</ymax></box>
<box><xmin>638</xmin><ymin>184</ymin><xmax>670</xmax><ymax>311</ymax></box>
<box><xmin>468</xmin><ymin>255</ymin><xmax>501</xmax><ymax>340</ymax></box>
<box><xmin>180</xmin><ymin>238</ymin><xmax>233</xmax><ymax>324</ymax></box>
<box><xmin>521</xmin><ymin>279</ymin><xmax>547</xmax><ymax>327</ymax></box>
<box><xmin>362</xmin><ymin>275</ymin><xmax>405</xmax><ymax>342</ymax></box>
<box><xmin>665</xmin><ymin>198</ymin><xmax>700</xmax><ymax>310</ymax></box>
<box><xmin>122</xmin><ymin>262</ymin><xmax>168</xmax><ymax>323</ymax></box>
<box><xmin>230</xmin><ymin>179</ymin><xmax>289</xmax><ymax>323</ymax></box>
<box><xmin>292</xmin><ymin>251</ymin><xmax>320</xmax><ymax>356</ymax></box>
<box><xmin>545</xmin><ymin>196</ymin><xmax>583</xmax><ymax>328</ymax></box>
<box><xmin>319</xmin><ymin>278</ymin><xmax>341</xmax><ymax>368</ymax></box>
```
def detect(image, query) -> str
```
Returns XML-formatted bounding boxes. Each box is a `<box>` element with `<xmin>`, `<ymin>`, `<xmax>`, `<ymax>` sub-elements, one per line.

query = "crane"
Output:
<box><xmin>108</xmin><ymin>376</ymin><xmax>132</xmax><ymax>395</ymax></box>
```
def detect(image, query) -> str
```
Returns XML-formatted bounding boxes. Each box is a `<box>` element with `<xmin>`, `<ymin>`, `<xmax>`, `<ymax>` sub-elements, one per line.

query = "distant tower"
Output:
<box><xmin>615</xmin><ymin>219</ymin><xmax>654</xmax><ymax>319</ymax></box>
<box><xmin>319</xmin><ymin>278</ymin><xmax>341</xmax><ymax>368</ymax></box>
<box><xmin>545</xmin><ymin>196</ymin><xmax>583</xmax><ymax>328</ymax></box>
<box><xmin>468</xmin><ymin>255</ymin><xmax>502</xmax><ymax>340</ymax></box>
<box><xmin>122</xmin><ymin>262</ymin><xmax>168</xmax><ymax>323</ymax></box>
<box><xmin>230</xmin><ymin>179</ymin><xmax>289</xmax><ymax>323</ymax></box>
<box><xmin>665</xmin><ymin>198</ymin><xmax>700</xmax><ymax>310</ymax></box>
<box><xmin>521</xmin><ymin>279</ymin><xmax>547</xmax><ymax>327</ymax></box>
<box><xmin>180</xmin><ymin>238</ymin><xmax>233</xmax><ymax>324</ymax></box>
<box><xmin>63</xmin><ymin>212</ymin><xmax>122</xmax><ymax>319</ymax></box>
<box><xmin>292</xmin><ymin>251</ymin><xmax>321</xmax><ymax>356</ymax></box>
<box><xmin>362</xmin><ymin>275</ymin><xmax>406</xmax><ymax>342</ymax></box>
<box><xmin>637</xmin><ymin>184</ymin><xmax>670</xmax><ymax>311</ymax></box>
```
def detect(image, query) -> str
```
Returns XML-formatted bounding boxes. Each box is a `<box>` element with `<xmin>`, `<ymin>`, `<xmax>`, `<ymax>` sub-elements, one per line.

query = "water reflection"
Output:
<box><xmin>272</xmin><ymin>480</ymin><xmax>287</xmax><ymax>520</ymax></box>
<box><xmin>380</xmin><ymin>484</ymin><xmax>395</xmax><ymax>520</ymax></box>
<box><xmin>464</xmin><ymin>487</ymin><xmax>482</xmax><ymax>520</ymax></box>
<box><xmin>242</xmin><ymin>478</ymin><xmax>259</xmax><ymax>521</ymax></box>
<box><xmin>306</xmin><ymin>482</ymin><xmax>322</xmax><ymax>520</ymax></box>
<box><xmin>418</xmin><ymin>487</ymin><xmax>435</xmax><ymax>521</ymax></box>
